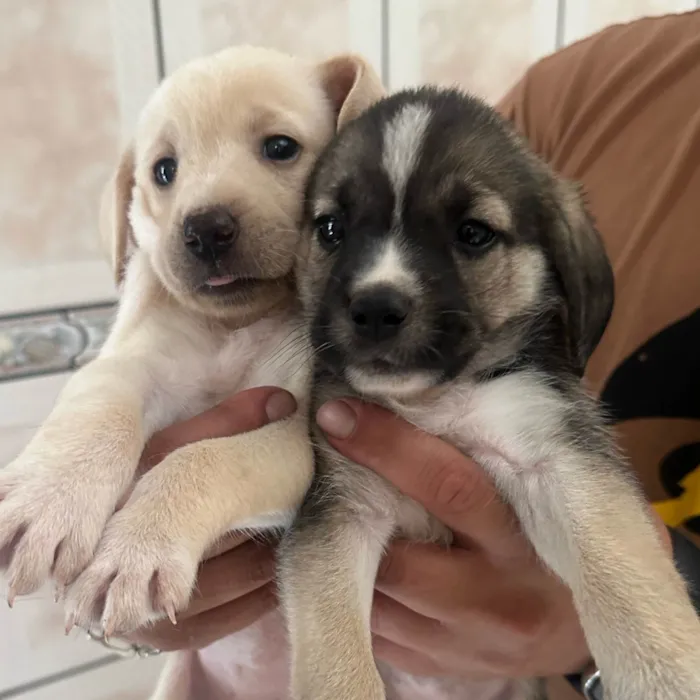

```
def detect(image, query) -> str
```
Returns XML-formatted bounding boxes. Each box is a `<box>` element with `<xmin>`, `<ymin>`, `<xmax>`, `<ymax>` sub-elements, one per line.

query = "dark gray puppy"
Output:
<box><xmin>280</xmin><ymin>88</ymin><xmax>700</xmax><ymax>700</ymax></box>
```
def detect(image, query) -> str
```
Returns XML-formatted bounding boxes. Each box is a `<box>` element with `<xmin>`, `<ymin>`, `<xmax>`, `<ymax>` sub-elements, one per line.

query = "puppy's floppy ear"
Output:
<box><xmin>318</xmin><ymin>54</ymin><xmax>385</xmax><ymax>130</ymax></box>
<box><xmin>550</xmin><ymin>179</ymin><xmax>615</xmax><ymax>373</ymax></box>
<box><xmin>100</xmin><ymin>144</ymin><xmax>136</xmax><ymax>287</ymax></box>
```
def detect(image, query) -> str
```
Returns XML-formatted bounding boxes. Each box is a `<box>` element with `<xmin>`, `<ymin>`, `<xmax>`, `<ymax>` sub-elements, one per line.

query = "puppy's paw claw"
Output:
<box><xmin>64</xmin><ymin>612</ymin><xmax>76</xmax><ymax>636</ymax></box>
<box><xmin>164</xmin><ymin>603</ymin><xmax>178</xmax><ymax>626</ymax></box>
<box><xmin>0</xmin><ymin>460</ymin><xmax>113</xmax><ymax>598</ymax></box>
<box><xmin>67</xmin><ymin>515</ymin><xmax>198</xmax><ymax>636</ymax></box>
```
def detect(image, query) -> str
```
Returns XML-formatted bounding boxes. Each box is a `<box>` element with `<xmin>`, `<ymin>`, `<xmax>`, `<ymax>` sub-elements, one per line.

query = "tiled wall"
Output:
<box><xmin>385</xmin><ymin>0</ymin><xmax>699</xmax><ymax>92</ymax></box>
<box><xmin>418</xmin><ymin>0</ymin><xmax>549</xmax><ymax>104</ymax></box>
<box><xmin>0</xmin><ymin>0</ymin><xmax>120</xmax><ymax>271</ymax></box>
<box><xmin>0</xmin><ymin>0</ymin><xmax>158</xmax><ymax>317</ymax></box>
<box><xmin>0</xmin><ymin>1</ymin><xmax>698</xmax><ymax>698</ymax></box>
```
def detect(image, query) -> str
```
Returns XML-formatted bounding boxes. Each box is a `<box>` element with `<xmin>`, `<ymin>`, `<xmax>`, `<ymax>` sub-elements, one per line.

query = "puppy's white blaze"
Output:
<box><xmin>352</xmin><ymin>238</ymin><xmax>417</xmax><ymax>293</ymax></box>
<box><xmin>381</xmin><ymin>103</ymin><xmax>432</xmax><ymax>221</ymax></box>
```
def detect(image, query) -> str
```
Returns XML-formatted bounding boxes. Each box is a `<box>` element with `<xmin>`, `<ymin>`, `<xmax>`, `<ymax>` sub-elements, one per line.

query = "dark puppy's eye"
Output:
<box><xmin>262</xmin><ymin>135</ymin><xmax>300</xmax><ymax>162</ymax></box>
<box><xmin>153</xmin><ymin>157</ymin><xmax>177</xmax><ymax>187</ymax></box>
<box><xmin>314</xmin><ymin>215</ymin><xmax>344</xmax><ymax>251</ymax></box>
<box><xmin>456</xmin><ymin>219</ymin><xmax>498</xmax><ymax>255</ymax></box>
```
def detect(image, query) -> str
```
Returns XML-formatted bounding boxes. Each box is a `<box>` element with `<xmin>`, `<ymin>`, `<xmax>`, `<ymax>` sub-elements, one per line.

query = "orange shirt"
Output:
<box><xmin>498</xmin><ymin>10</ymin><xmax>700</xmax><ymax>698</ymax></box>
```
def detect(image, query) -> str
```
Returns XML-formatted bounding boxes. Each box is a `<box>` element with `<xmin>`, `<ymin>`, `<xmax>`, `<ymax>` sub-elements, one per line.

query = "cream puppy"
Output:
<box><xmin>0</xmin><ymin>45</ymin><xmax>383</xmax><ymax>635</ymax></box>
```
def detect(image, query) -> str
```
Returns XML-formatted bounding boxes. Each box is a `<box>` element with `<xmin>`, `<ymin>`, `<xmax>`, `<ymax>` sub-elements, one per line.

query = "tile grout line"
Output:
<box><xmin>0</xmin><ymin>301</ymin><xmax>116</xmax><ymax>325</ymax></box>
<box><xmin>555</xmin><ymin>0</ymin><xmax>567</xmax><ymax>50</ymax></box>
<box><xmin>151</xmin><ymin>0</ymin><xmax>166</xmax><ymax>82</ymax></box>
<box><xmin>381</xmin><ymin>0</ymin><xmax>390</xmax><ymax>88</ymax></box>
<box><xmin>0</xmin><ymin>655</ymin><xmax>123</xmax><ymax>699</ymax></box>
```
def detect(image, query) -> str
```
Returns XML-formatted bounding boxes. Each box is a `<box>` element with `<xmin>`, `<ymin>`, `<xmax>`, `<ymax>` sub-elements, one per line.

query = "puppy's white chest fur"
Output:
<box><xmin>134</xmin><ymin>308</ymin><xmax>307</xmax><ymax>436</ymax></box>
<box><xmin>381</xmin><ymin>371</ymin><xmax>571</xmax><ymax>542</ymax></box>
<box><xmin>392</xmin><ymin>371</ymin><xmax>563</xmax><ymax>471</ymax></box>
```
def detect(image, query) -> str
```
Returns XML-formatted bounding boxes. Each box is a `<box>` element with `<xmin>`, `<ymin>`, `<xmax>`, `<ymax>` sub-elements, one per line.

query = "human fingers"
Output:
<box><xmin>141</xmin><ymin>387</ymin><xmax>297</xmax><ymax>470</ymax></box>
<box><xmin>129</xmin><ymin>585</ymin><xmax>276</xmax><ymax>652</ymax></box>
<box><xmin>316</xmin><ymin>398</ymin><xmax>523</xmax><ymax>555</ymax></box>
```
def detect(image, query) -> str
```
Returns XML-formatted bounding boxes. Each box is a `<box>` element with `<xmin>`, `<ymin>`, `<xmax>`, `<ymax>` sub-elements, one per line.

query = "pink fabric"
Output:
<box><xmin>149</xmin><ymin>611</ymin><xmax>521</xmax><ymax>700</ymax></box>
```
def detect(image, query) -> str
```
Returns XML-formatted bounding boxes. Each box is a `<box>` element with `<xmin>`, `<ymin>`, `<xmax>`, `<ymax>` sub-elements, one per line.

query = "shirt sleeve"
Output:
<box><xmin>495</xmin><ymin>13</ymin><xmax>692</xmax><ymax>171</ymax></box>
<box><xmin>494</xmin><ymin>38</ymin><xmax>597</xmax><ymax>164</ymax></box>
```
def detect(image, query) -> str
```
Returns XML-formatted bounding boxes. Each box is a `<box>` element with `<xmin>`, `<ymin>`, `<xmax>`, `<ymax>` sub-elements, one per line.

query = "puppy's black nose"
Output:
<box><xmin>349</xmin><ymin>288</ymin><xmax>412</xmax><ymax>342</ymax></box>
<box><xmin>183</xmin><ymin>208</ymin><xmax>237</xmax><ymax>262</ymax></box>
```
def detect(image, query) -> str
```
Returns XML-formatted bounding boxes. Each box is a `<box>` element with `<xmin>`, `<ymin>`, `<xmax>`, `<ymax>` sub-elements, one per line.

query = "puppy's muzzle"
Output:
<box><xmin>183</xmin><ymin>207</ymin><xmax>238</xmax><ymax>263</ymax></box>
<box><xmin>349</xmin><ymin>286</ymin><xmax>413</xmax><ymax>343</ymax></box>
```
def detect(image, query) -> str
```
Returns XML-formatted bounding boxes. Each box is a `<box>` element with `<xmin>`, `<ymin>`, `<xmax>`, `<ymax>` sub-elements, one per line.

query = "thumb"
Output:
<box><xmin>141</xmin><ymin>387</ymin><xmax>296</xmax><ymax>470</ymax></box>
<box><xmin>316</xmin><ymin>398</ymin><xmax>523</xmax><ymax>555</ymax></box>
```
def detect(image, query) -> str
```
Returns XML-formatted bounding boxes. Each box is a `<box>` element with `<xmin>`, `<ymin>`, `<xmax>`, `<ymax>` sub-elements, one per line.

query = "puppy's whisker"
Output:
<box><xmin>260</xmin><ymin>329</ymin><xmax>306</xmax><ymax>367</ymax></box>
<box><xmin>280</xmin><ymin>341</ymin><xmax>334</xmax><ymax>374</ymax></box>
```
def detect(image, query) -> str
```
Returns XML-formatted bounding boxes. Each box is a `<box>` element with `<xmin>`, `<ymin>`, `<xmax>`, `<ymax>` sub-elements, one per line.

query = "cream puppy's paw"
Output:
<box><xmin>66</xmin><ymin>506</ymin><xmax>199</xmax><ymax>636</ymax></box>
<box><xmin>0</xmin><ymin>456</ymin><xmax>117</xmax><ymax>602</ymax></box>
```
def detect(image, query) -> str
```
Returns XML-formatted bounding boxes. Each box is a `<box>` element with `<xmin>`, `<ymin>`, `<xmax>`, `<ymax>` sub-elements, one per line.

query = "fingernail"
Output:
<box><xmin>265</xmin><ymin>391</ymin><xmax>297</xmax><ymax>422</ymax></box>
<box><xmin>316</xmin><ymin>400</ymin><xmax>357</xmax><ymax>439</ymax></box>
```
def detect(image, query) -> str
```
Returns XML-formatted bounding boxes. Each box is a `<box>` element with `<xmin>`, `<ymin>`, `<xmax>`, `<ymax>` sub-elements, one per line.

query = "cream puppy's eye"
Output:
<box><xmin>456</xmin><ymin>219</ymin><xmax>498</xmax><ymax>255</ymax></box>
<box><xmin>153</xmin><ymin>157</ymin><xmax>177</xmax><ymax>187</ymax></box>
<box><xmin>262</xmin><ymin>135</ymin><xmax>300</xmax><ymax>162</ymax></box>
<box><xmin>314</xmin><ymin>215</ymin><xmax>344</xmax><ymax>251</ymax></box>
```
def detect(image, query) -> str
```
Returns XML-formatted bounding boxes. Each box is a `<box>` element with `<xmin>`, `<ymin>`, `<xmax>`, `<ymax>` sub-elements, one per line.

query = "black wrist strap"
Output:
<box><xmin>564</xmin><ymin>672</ymin><xmax>584</xmax><ymax>694</ymax></box>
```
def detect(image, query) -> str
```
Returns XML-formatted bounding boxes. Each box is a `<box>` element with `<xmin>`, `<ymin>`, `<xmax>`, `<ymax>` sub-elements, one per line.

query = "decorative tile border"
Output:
<box><xmin>0</xmin><ymin>303</ymin><xmax>116</xmax><ymax>383</ymax></box>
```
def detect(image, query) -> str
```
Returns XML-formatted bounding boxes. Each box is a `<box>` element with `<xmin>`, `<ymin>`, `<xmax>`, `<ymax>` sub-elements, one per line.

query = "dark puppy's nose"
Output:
<box><xmin>349</xmin><ymin>287</ymin><xmax>412</xmax><ymax>342</ymax></box>
<box><xmin>183</xmin><ymin>208</ymin><xmax>237</xmax><ymax>262</ymax></box>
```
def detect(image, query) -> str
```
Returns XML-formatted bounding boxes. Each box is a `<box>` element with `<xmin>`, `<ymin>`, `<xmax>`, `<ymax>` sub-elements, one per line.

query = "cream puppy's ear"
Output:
<box><xmin>100</xmin><ymin>144</ymin><xmax>137</xmax><ymax>287</ymax></box>
<box><xmin>318</xmin><ymin>54</ymin><xmax>385</xmax><ymax>130</ymax></box>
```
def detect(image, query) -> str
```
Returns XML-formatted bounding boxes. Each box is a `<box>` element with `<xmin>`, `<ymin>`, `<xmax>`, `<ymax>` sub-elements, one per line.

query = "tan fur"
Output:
<box><xmin>100</xmin><ymin>144</ymin><xmax>136</xmax><ymax>286</ymax></box>
<box><xmin>468</xmin><ymin>191</ymin><xmax>513</xmax><ymax>232</ymax></box>
<box><xmin>0</xmin><ymin>46</ymin><xmax>384</xmax><ymax>637</ymax></box>
<box><xmin>458</xmin><ymin>233</ymin><xmax>546</xmax><ymax>331</ymax></box>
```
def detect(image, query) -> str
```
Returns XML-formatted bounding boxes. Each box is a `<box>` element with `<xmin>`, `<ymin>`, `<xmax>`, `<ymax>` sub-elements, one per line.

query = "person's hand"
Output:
<box><xmin>316</xmin><ymin>398</ymin><xmax>671</xmax><ymax>681</ymax></box>
<box><xmin>125</xmin><ymin>386</ymin><xmax>296</xmax><ymax>651</ymax></box>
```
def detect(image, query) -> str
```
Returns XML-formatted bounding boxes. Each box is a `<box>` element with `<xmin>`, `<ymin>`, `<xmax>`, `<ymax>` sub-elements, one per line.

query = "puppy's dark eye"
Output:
<box><xmin>456</xmin><ymin>219</ymin><xmax>498</xmax><ymax>254</ymax></box>
<box><xmin>153</xmin><ymin>157</ymin><xmax>177</xmax><ymax>187</ymax></box>
<box><xmin>262</xmin><ymin>135</ymin><xmax>300</xmax><ymax>162</ymax></box>
<box><xmin>314</xmin><ymin>215</ymin><xmax>344</xmax><ymax>250</ymax></box>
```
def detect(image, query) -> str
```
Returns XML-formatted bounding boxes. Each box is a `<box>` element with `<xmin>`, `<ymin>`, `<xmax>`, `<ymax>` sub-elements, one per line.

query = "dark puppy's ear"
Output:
<box><xmin>317</xmin><ymin>54</ymin><xmax>385</xmax><ymax>131</ymax></box>
<box><xmin>550</xmin><ymin>178</ymin><xmax>614</xmax><ymax>373</ymax></box>
<box><xmin>100</xmin><ymin>143</ymin><xmax>137</xmax><ymax>288</ymax></box>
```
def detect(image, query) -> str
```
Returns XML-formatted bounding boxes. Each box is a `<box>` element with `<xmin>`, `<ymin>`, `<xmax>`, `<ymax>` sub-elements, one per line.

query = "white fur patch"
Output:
<box><xmin>393</xmin><ymin>370</ymin><xmax>567</xmax><ymax>471</ymax></box>
<box><xmin>352</xmin><ymin>238</ymin><xmax>417</xmax><ymax>293</ymax></box>
<box><xmin>232</xmin><ymin>510</ymin><xmax>295</xmax><ymax>534</ymax></box>
<box><xmin>346</xmin><ymin>366</ymin><xmax>439</xmax><ymax>399</ymax></box>
<box><xmin>381</xmin><ymin>103</ymin><xmax>432</xmax><ymax>224</ymax></box>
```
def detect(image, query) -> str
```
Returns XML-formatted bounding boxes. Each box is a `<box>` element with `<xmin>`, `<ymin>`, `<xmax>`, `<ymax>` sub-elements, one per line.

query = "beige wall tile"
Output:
<box><xmin>418</xmin><ymin>0</ymin><xmax>542</xmax><ymax>104</ymax></box>
<box><xmin>585</xmin><ymin>0</ymin><xmax>696</xmax><ymax>35</ymax></box>
<box><xmin>200</xmin><ymin>0</ymin><xmax>353</xmax><ymax>60</ymax></box>
<box><xmin>16</xmin><ymin>654</ymin><xmax>166</xmax><ymax>700</ymax></box>
<box><xmin>563</xmin><ymin>0</ymin><xmax>696</xmax><ymax>45</ymax></box>
<box><xmin>0</xmin><ymin>0</ymin><xmax>121</xmax><ymax>274</ymax></box>
<box><xmin>0</xmin><ymin>584</ymin><xmax>108</xmax><ymax>693</ymax></box>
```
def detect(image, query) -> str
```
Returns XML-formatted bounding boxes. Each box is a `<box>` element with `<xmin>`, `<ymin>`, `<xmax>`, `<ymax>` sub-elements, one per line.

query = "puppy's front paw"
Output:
<box><xmin>66</xmin><ymin>508</ymin><xmax>199</xmax><ymax>636</ymax></box>
<box><xmin>0</xmin><ymin>457</ymin><xmax>116</xmax><ymax>601</ymax></box>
